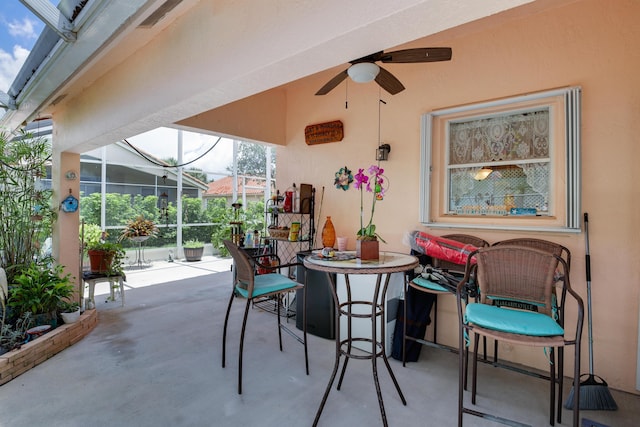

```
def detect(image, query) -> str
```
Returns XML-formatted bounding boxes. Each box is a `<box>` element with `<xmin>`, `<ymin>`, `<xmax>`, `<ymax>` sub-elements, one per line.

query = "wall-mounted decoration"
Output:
<box><xmin>334</xmin><ymin>166</ymin><xmax>353</xmax><ymax>191</ymax></box>
<box><xmin>305</xmin><ymin>120</ymin><xmax>343</xmax><ymax>145</ymax></box>
<box><xmin>61</xmin><ymin>191</ymin><xmax>79</xmax><ymax>213</ymax></box>
<box><xmin>65</xmin><ymin>170</ymin><xmax>78</xmax><ymax>180</ymax></box>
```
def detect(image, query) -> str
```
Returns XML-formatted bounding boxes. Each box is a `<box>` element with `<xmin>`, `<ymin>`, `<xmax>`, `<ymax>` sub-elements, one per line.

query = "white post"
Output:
<box><xmin>177</xmin><ymin>130</ymin><xmax>184</xmax><ymax>256</ymax></box>
<box><xmin>265</xmin><ymin>146</ymin><xmax>272</xmax><ymax>203</ymax></box>
<box><xmin>232</xmin><ymin>140</ymin><xmax>239</xmax><ymax>204</ymax></box>
<box><xmin>101</xmin><ymin>146</ymin><xmax>107</xmax><ymax>231</ymax></box>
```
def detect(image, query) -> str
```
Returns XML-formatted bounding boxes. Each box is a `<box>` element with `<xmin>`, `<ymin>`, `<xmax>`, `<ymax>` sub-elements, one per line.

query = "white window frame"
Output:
<box><xmin>419</xmin><ymin>86</ymin><xmax>581</xmax><ymax>232</ymax></box>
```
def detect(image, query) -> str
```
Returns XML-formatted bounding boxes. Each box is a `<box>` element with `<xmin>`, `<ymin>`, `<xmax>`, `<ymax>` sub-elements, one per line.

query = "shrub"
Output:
<box><xmin>8</xmin><ymin>262</ymin><xmax>74</xmax><ymax>318</ymax></box>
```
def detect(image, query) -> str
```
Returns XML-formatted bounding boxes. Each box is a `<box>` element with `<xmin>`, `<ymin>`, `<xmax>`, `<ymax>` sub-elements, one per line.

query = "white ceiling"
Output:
<box><xmin>2</xmin><ymin>0</ymin><xmax>547</xmax><ymax>149</ymax></box>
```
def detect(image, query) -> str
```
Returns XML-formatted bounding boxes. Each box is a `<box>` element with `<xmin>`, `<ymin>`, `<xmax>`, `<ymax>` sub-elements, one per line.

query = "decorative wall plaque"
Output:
<box><xmin>305</xmin><ymin>120</ymin><xmax>344</xmax><ymax>145</ymax></box>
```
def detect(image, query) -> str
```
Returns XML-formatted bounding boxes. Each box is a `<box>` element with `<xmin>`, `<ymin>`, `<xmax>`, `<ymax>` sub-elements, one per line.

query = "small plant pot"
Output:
<box><xmin>34</xmin><ymin>311</ymin><xmax>58</xmax><ymax>328</ymax></box>
<box><xmin>61</xmin><ymin>308</ymin><xmax>81</xmax><ymax>324</ymax></box>
<box><xmin>356</xmin><ymin>238</ymin><xmax>379</xmax><ymax>260</ymax></box>
<box><xmin>184</xmin><ymin>247</ymin><xmax>204</xmax><ymax>262</ymax></box>
<box><xmin>88</xmin><ymin>249</ymin><xmax>115</xmax><ymax>273</ymax></box>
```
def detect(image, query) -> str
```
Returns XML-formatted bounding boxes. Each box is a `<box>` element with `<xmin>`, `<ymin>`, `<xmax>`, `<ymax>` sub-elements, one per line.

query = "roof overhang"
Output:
<box><xmin>1</xmin><ymin>0</ymin><xmax>195</xmax><ymax>132</ymax></box>
<box><xmin>0</xmin><ymin>0</ymin><xmax>543</xmax><ymax>145</ymax></box>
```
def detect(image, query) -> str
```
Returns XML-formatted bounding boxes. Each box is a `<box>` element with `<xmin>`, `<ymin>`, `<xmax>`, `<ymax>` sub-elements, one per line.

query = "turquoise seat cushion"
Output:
<box><xmin>465</xmin><ymin>303</ymin><xmax>564</xmax><ymax>336</ymax></box>
<box><xmin>412</xmin><ymin>276</ymin><xmax>449</xmax><ymax>292</ymax></box>
<box><xmin>236</xmin><ymin>273</ymin><xmax>299</xmax><ymax>298</ymax></box>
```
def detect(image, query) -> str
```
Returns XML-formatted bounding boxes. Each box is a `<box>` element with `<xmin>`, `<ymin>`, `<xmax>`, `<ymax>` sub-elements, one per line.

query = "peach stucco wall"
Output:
<box><xmin>275</xmin><ymin>0</ymin><xmax>639</xmax><ymax>393</ymax></box>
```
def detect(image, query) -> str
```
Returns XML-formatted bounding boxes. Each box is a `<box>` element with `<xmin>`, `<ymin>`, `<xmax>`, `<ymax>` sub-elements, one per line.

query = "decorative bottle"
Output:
<box><xmin>293</xmin><ymin>183</ymin><xmax>300</xmax><ymax>213</ymax></box>
<box><xmin>321</xmin><ymin>216</ymin><xmax>336</xmax><ymax>248</ymax></box>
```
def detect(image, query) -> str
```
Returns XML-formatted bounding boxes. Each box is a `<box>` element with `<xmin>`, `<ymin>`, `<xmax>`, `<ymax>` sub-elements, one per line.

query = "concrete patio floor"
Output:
<box><xmin>0</xmin><ymin>256</ymin><xmax>638</xmax><ymax>426</ymax></box>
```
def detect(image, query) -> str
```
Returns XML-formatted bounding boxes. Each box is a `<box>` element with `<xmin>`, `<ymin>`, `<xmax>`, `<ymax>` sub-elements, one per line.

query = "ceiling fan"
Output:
<box><xmin>315</xmin><ymin>47</ymin><xmax>452</xmax><ymax>96</ymax></box>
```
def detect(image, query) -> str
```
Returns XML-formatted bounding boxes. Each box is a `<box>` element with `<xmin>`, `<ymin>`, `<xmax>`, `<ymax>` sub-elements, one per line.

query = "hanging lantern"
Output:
<box><xmin>158</xmin><ymin>174</ymin><xmax>170</xmax><ymax>227</ymax></box>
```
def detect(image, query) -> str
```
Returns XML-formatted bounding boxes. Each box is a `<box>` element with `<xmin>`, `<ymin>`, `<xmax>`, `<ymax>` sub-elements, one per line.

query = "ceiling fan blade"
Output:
<box><xmin>381</xmin><ymin>47</ymin><xmax>452</xmax><ymax>63</ymax></box>
<box><xmin>375</xmin><ymin>67</ymin><xmax>405</xmax><ymax>95</ymax></box>
<box><xmin>350</xmin><ymin>51</ymin><xmax>384</xmax><ymax>64</ymax></box>
<box><xmin>315</xmin><ymin>69</ymin><xmax>348</xmax><ymax>95</ymax></box>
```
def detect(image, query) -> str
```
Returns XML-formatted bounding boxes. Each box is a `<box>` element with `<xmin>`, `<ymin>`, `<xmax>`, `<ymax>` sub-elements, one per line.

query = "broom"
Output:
<box><xmin>565</xmin><ymin>212</ymin><xmax>617</xmax><ymax>410</ymax></box>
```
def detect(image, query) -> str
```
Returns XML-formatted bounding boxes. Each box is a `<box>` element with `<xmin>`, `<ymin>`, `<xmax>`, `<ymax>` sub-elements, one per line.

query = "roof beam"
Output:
<box><xmin>20</xmin><ymin>0</ymin><xmax>77</xmax><ymax>42</ymax></box>
<box><xmin>0</xmin><ymin>91</ymin><xmax>17</xmax><ymax>110</ymax></box>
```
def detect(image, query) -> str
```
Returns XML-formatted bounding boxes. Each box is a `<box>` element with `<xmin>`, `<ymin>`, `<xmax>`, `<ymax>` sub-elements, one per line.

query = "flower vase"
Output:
<box><xmin>356</xmin><ymin>238</ymin><xmax>379</xmax><ymax>260</ymax></box>
<box><xmin>322</xmin><ymin>216</ymin><xmax>336</xmax><ymax>248</ymax></box>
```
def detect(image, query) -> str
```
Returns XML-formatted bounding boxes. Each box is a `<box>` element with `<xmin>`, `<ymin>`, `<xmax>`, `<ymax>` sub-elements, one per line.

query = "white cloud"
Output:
<box><xmin>0</xmin><ymin>44</ymin><xmax>29</xmax><ymax>92</ymax></box>
<box><xmin>8</xmin><ymin>17</ymin><xmax>38</xmax><ymax>39</ymax></box>
<box><xmin>0</xmin><ymin>17</ymin><xmax>40</xmax><ymax>92</ymax></box>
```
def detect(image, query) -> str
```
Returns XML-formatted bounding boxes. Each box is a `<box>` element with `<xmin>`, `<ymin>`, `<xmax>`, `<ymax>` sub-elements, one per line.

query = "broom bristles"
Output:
<box><xmin>564</xmin><ymin>374</ymin><xmax>618</xmax><ymax>410</ymax></box>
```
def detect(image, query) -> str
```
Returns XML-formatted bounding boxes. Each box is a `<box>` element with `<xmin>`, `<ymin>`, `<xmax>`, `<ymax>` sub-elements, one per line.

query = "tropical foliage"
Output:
<box><xmin>0</xmin><ymin>131</ymin><xmax>57</xmax><ymax>283</ymax></box>
<box><xmin>7</xmin><ymin>262</ymin><xmax>74</xmax><ymax>318</ymax></box>
<box><xmin>79</xmin><ymin>193</ymin><xmax>265</xmax><ymax>253</ymax></box>
<box><xmin>119</xmin><ymin>216</ymin><xmax>158</xmax><ymax>241</ymax></box>
<box><xmin>226</xmin><ymin>141</ymin><xmax>276</xmax><ymax>177</ymax></box>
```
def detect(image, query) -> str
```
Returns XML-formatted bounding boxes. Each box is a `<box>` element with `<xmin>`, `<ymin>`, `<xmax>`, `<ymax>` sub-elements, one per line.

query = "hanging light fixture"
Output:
<box><xmin>375</xmin><ymin>97</ymin><xmax>390</xmax><ymax>161</ymax></box>
<box><xmin>158</xmin><ymin>174</ymin><xmax>169</xmax><ymax>227</ymax></box>
<box><xmin>474</xmin><ymin>167</ymin><xmax>493</xmax><ymax>181</ymax></box>
<box><xmin>347</xmin><ymin>62</ymin><xmax>380</xmax><ymax>83</ymax></box>
<box><xmin>376</xmin><ymin>144</ymin><xmax>391</xmax><ymax>161</ymax></box>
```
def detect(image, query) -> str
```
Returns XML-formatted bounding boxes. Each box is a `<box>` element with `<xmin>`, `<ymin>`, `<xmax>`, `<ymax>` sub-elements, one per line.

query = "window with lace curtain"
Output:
<box><xmin>420</xmin><ymin>87</ymin><xmax>581</xmax><ymax>232</ymax></box>
<box><xmin>448</xmin><ymin>109</ymin><xmax>550</xmax><ymax>216</ymax></box>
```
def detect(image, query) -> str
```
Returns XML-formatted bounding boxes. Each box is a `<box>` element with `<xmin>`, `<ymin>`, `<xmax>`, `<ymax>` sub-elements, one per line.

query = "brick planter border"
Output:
<box><xmin>0</xmin><ymin>309</ymin><xmax>98</xmax><ymax>386</ymax></box>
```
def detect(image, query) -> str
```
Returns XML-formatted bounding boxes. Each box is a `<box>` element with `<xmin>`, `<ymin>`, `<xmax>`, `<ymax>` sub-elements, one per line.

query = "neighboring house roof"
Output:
<box><xmin>204</xmin><ymin>176</ymin><xmax>265</xmax><ymax>198</ymax></box>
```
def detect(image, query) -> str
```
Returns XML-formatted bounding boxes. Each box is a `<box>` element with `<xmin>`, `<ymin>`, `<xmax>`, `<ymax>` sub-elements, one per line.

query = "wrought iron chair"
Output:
<box><xmin>402</xmin><ymin>234</ymin><xmax>489</xmax><ymax>365</ymax></box>
<box><xmin>456</xmin><ymin>245</ymin><xmax>584</xmax><ymax>427</ymax></box>
<box><xmin>222</xmin><ymin>240</ymin><xmax>309</xmax><ymax>394</ymax></box>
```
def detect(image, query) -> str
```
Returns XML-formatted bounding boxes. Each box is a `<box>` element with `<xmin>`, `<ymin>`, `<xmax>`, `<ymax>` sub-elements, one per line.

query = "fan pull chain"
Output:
<box><xmin>345</xmin><ymin>79</ymin><xmax>349</xmax><ymax>109</ymax></box>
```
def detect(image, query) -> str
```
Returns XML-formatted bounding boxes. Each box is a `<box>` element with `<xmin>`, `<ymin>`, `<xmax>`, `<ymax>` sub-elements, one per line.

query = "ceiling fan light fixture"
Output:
<box><xmin>347</xmin><ymin>62</ymin><xmax>380</xmax><ymax>83</ymax></box>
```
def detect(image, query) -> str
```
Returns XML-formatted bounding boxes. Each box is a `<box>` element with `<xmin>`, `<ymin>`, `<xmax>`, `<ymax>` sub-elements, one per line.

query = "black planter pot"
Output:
<box><xmin>184</xmin><ymin>247</ymin><xmax>204</xmax><ymax>262</ymax></box>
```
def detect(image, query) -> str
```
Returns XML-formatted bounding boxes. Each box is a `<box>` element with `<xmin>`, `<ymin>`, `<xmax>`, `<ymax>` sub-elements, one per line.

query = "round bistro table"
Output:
<box><xmin>304</xmin><ymin>251</ymin><xmax>419</xmax><ymax>427</ymax></box>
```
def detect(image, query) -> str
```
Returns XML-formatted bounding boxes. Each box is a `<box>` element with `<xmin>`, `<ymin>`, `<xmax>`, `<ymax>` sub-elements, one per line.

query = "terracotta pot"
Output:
<box><xmin>88</xmin><ymin>249</ymin><xmax>114</xmax><ymax>273</ymax></box>
<box><xmin>356</xmin><ymin>238</ymin><xmax>379</xmax><ymax>260</ymax></box>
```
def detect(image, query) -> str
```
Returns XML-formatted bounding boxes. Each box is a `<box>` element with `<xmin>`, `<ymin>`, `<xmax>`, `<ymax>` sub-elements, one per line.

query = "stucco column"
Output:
<box><xmin>51</xmin><ymin>149</ymin><xmax>82</xmax><ymax>299</ymax></box>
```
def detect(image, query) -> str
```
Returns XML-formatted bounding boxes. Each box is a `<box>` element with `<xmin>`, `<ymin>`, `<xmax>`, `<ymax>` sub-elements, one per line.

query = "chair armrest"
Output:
<box><xmin>456</xmin><ymin>251</ymin><xmax>479</xmax><ymax>324</ymax></box>
<box><xmin>557</xmin><ymin>256</ymin><xmax>584</xmax><ymax>343</ymax></box>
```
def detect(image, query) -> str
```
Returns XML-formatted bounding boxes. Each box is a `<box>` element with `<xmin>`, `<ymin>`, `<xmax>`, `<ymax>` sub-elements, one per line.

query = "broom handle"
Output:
<box><xmin>584</xmin><ymin>212</ymin><xmax>595</xmax><ymax>375</ymax></box>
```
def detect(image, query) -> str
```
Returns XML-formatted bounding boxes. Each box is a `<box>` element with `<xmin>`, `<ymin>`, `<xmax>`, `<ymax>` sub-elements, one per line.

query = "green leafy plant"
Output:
<box><xmin>80</xmin><ymin>223</ymin><xmax>103</xmax><ymax>248</ymax></box>
<box><xmin>1</xmin><ymin>280</ymin><xmax>6</xmax><ymax>341</ymax></box>
<box><xmin>0</xmin><ymin>131</ymin><xmax>57</xmax><ymax>284</ymax></box>
<box><xmin>119</xmin><ymin>215</ymin><xmax>158</xmax><ymax>241</ymax></box>
<box><xmin>58</xmin><ymin>300</ymin><xmax>80</xmax><ymax>314</ymax></box>
<box><xmin>8</xmin><ymin>262</ymin><xmax>74</xmax><ymax>317</ymax></box>
<box><xmin>87</xmin><ymin>241</ymin><xmax>125</xmax><ymax>275</ymax></box>
<box><xmin>183</xmin><ymin>239</ymin><xmax>204</xmax><ymax>249</ymax></box>
<box><xmin>0</xmin><ymin>312</ymin><xmax>33</xmax><ymax>352</ymax></box>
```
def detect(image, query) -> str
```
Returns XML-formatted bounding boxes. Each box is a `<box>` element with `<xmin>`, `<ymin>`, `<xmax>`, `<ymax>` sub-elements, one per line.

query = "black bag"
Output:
<box><xmin>391</xmin><ymin>285</ymin><xmax>435</xmax><ymax>362</ymax></box>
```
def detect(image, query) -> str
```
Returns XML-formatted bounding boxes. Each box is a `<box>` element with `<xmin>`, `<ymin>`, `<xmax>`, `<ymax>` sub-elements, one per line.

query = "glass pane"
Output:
<box><xmin>448</xmin><ymin>163</ymin><xmax>549</xmax><ymax>216</ymax></box>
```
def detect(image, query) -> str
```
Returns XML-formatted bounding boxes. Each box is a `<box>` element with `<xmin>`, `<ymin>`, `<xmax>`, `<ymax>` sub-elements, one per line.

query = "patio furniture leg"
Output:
<box><xmin>222</xmin><ymin>291</ymin><xmax>235</xmax><ymax>369</ymax></box>
<box><xmin>237</xmin><ymin>298</ymin><xmax>251</xmax><ymax>394</ymax></box>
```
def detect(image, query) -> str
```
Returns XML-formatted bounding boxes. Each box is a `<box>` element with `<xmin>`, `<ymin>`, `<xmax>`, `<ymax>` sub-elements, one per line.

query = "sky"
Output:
<box><xmin>0</xmin><ymin>1</ymin><xmax>235</xmax><ymax>180</ymax></box>
<box><xmin>0</xmin><ymin>0</ymin><xmax>43</xmax><ymax>92</ymax></box>
<box><xmin>126</xmin><ymin>128</ymin><xmax>235</xmax><ymax>180</ymax></box>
